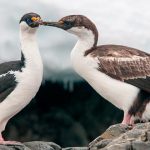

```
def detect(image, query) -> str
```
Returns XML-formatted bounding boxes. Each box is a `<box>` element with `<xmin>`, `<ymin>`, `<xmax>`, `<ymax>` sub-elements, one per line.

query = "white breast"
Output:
<box><xmin>0</xmin><ymin>24</ymin><xmax>43</xmax><ymax>132</ymax></box>
<box><xmin>70</xmin><ymin>27</ymin><xmax>140</xmax><ymax>112</ymax></box>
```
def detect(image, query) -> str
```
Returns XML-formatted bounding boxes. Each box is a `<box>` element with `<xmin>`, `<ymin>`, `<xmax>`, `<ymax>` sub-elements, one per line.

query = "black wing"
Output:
<box><xmin>0</xmin><ymin>60</ymin><xmax>24</xmax><ymax>102</ymax></box>
<box><xmin>0</xmin><ymin>60</ymin><xmax>24</xmax><ymax>75</ymax></box>
<box><xmin>0</xmin><ymin>73</ymin><xmax>17</xmax><ymax>102</ymax></box>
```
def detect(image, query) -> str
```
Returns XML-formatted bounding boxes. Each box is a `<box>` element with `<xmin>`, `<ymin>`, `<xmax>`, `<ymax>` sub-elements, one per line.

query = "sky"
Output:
<box><xmin>0</xmin><ymin>0</ymin><xmax>150</xmax><ymax>87</ymax></box>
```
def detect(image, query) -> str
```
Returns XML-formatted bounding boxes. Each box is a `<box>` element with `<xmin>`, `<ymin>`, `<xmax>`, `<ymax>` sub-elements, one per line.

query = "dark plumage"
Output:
<box><xmin>0</xmin><ymin>57</ymin><xmax>25</xmax><ymax>102</ymax></box>
<box><xmin>85</xmin><ymin>45</ymin><xmax>150</xmax><ymax>92</ymax></box>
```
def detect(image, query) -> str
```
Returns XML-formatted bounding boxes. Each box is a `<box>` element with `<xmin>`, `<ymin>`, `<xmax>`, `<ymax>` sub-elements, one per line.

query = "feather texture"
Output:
<box><xmin>86</xmin><ymin>45</ymin><xmax>150</xmax><ymax>92</ymax></box>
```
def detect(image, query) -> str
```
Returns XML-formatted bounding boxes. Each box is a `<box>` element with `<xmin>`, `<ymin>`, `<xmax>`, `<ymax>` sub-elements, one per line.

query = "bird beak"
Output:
<box><xmin>41</xmin><ymin>21</ymin><xmax>66</xmax><ymax>29</ymax></box>
<box><xmin>36</xmin><ymin>20</ymin><xmax>44</xmax><ymax>25</ymax></box>
<box><xmin>31</xmin><ymin>17</ymin><xmax>43</xmax><ymax>25</ymax></box>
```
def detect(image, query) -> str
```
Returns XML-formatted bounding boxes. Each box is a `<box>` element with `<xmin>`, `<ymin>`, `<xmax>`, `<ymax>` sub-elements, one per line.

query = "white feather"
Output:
<box><xmin>142</xmin><ymin>103</ymin><xmax>150</xmax><ymax>121</ymax></box>
<box><xmin>0</xmin><ymin>22</ymin><xmax>43</xmax><ymax>132</ymax></box>
<box><xmin>69</xmin><ymin>27</ymin><xmax>140</xmax><ymax>112</ymax></box>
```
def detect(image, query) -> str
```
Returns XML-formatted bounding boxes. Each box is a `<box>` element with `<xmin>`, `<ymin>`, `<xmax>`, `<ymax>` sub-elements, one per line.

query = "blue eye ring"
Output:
<box><xmin>26</xmin><ymin>18</ymin><xmax>32</xmax><ymax>24</ymax></box>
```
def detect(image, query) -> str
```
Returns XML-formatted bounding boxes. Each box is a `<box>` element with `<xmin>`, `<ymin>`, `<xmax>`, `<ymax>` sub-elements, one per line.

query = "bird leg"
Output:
<box><xmin>121</xmin><ymin>113</ymin><xmax>132</xmax><ymax>125</ymax></box>
<box><xmin>0</xmin><ymin>134</ymin><xmax>4</xmax><ymax>142</ymax></box>
<box><xmin>0</xmin><ymin>133</ymin><xmax>21</xmax><ymax>145</ymax></box>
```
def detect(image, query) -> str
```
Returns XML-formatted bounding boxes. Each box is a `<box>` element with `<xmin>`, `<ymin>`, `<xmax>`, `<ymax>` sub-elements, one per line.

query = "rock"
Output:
<box><xmin>0</xmin><ymin>142</ymin><xmax>88</xmax><ymax>150</ymax></box>
<box><xmin>2</xmin><ymin>122</ymin><xmax>150</xmax><ymax>150</ymax></box>
<box><xmin>0</xmin><ymin>142</ymin><xmax>61</xmax><ymax>150</ymax></box>
<box><xmin>89</xmin><ymin>122</ymin><xmax>150</xmax><ymax>150</ymax></box>
<box><xmin>0</xmin><ymin>143</ymin><xmax>29</xmax><ymax>150</ymax></box>
<box><xmin>131</xmin><ymin>141</ymin><xmax>150</xmax><ymax>150</ymax></box>
<box><xmin>24</xmin><ymin>141</ymin><xmax>61</xmax><ymax>150</ymax></box>
<box><xmin>89</xmin><ymin>124</ymin><xmax>131</xmax><ymax>148</ymax></box>
<box><xmin>63</xmin><ymin>147</ymin><xmax>88</xmax><ymax>150</ymax></box>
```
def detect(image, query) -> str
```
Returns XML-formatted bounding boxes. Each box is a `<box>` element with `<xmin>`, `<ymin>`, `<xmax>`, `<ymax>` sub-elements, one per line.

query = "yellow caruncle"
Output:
<box><xmin>31</xmin><ymin>17</ymin><xmax>40</xmax><ymax>22</ymax></box>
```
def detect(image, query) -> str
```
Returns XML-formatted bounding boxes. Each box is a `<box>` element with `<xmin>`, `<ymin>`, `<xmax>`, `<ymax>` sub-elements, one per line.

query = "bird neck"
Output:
<box><xmin>19</xmin><ymin>28</ymin><xmax>42</xmax><ymax>68</ymax></box>
<box><xmin>70</xmin><ymin>29</ymin><xmax>96</xmax><ymax>77</ymax></box>
<box><xmin>71</xmin><ymin>29</ymin><xmax>96</xmax><ymax>59</ymax></box>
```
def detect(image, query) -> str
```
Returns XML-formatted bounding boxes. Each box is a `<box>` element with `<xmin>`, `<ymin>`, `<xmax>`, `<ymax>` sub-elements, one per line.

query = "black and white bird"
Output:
<box><xmin>0</xmin><ymin>13</ymin><xmax>43</xmax><ymax>143</ymax></box>
<box><xmin>42</xmin><ymin>15</ymin><xmax>150</xmax><ymax>125</ymax></box>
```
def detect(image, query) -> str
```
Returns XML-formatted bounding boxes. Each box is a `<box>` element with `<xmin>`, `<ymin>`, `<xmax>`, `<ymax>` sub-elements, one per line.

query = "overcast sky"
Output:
<box><xmin>0</xmin><ymin>0</ymin><xmax>150</xmax><ymax>85</ymax></box>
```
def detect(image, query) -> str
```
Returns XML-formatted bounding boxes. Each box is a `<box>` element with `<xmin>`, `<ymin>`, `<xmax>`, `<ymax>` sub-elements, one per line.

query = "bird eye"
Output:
<box><xmin>64</xmin><ymin>21</ymin><xmax>73</xmax><ymax>26</ymax></box>
<box><xmin>26</xmin><ymin>18</ymin><xmax>32</xmax><ymax>24</ymax></box>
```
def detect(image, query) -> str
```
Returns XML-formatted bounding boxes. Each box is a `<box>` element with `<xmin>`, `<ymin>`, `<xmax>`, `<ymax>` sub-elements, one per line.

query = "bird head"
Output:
<box><xmin>42</xmin><ymin>15</ymin><xmax>98</xmax><ymax>46</ymax></box>
<box><xmin>19</xmin><ymin>13</ymin><xmax>42</xmax><ymax>32</ymax></box>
